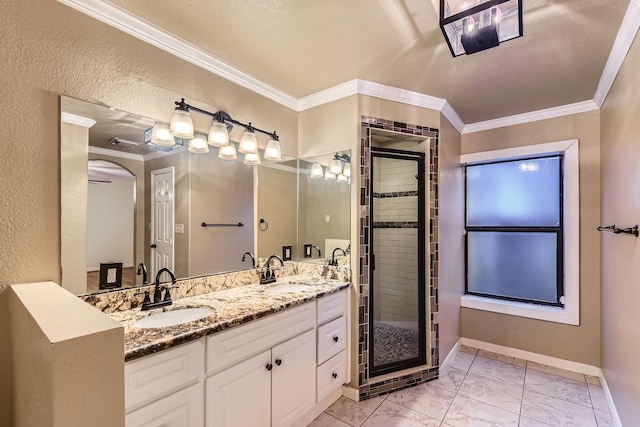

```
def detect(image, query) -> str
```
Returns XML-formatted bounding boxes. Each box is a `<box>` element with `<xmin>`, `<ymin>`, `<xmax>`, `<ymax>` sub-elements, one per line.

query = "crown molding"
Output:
<box><xmin>143</xmin><ymin>146</ymin><xmax>186</xmax><ymax>161</ymax></box>
<box><xmin>297</xmin><ymin>80</ymin><xmax>359</xmax><ymax>111</ymax></box>
<box><xmin>61</xmin><ymin>112</ymin><xmax>96</xmax><ymax>128</ymax></box>
<box><xmin>593</xmin><ymin>0</ymin><xmax>640</xmax><ymax>107</ymax></box>
<box><xmin>462</xmin><ymin>100</ymin><xmax>599</xmax><ymax>134</ymax></box>
<box><xmin>57</xmin><ymin>0</ymin><xmax>299</xmax><ymax>110</ymax></box>
<box><xmin>440</xmin><ymin>101</ymin><xmax>465</xmax><ymax>134</ymax></box>
<box><xmin>89</xmin><ymin>145</ymin><xmax>144</xmax><ymax>161</ymax></box>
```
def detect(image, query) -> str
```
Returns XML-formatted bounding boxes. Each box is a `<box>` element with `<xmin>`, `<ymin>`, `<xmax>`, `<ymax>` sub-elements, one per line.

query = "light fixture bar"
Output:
<box><xmin>174</xmin><ymin>98</ymin><xmax>280</xmax><ymax>141</ymax></box>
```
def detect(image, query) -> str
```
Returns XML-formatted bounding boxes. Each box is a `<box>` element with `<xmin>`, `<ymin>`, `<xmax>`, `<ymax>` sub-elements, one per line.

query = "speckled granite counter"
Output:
<box><xmin>108</xmin><ymin>276</ymin><xmax>349</xmax><ymax>362</ymax></box>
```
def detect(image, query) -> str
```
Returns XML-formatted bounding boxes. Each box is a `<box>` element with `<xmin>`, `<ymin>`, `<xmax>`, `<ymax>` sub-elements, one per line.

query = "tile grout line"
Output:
<box><xmin>439</xmin><ymin>350</ymin><xmax>476</xmax><ymax>425</ymax></box>
<box><xmin>357</xmin><ymin>394</ymin><xmax>388</xmax><ymax>426</ymax></box>
<box><xmin>584</xmin><ymin>375</ymin><xmax>602</xmax><ymax>427</ymax></box>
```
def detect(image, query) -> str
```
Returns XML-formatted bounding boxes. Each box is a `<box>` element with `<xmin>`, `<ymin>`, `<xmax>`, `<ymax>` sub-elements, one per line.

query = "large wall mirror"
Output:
<box><xmin>60</xmin><ymin>96</ymin><xmax>351</xmax><ymax>296</ymax></box>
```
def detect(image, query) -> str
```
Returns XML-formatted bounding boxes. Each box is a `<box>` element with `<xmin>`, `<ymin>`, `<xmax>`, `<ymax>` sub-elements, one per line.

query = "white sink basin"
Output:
<box><xmin>132</xmin><ymin>308</ymin><xmax>214</xmax><ymax>329</ymax></box>
<box><xmin>265</xmin><ymin>283</ymin><xmax>310</xmax><ymax>294</ymax></box>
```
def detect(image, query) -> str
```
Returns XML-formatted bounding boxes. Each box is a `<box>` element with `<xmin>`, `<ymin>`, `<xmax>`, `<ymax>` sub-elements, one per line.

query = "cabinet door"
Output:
<box><xmin>271</xmin><ymin>329</ymin><xmax>316</xmax><ymax>427</ymax></box>
<box><xmin>206</xmin><ymin>349</ymin><xmax>271</xmax><ymax>427</ymax></box>
<box><xmin>125</xmin><ymin>382</ymin><xmax>203</xmax><ymax>427</ymax></box>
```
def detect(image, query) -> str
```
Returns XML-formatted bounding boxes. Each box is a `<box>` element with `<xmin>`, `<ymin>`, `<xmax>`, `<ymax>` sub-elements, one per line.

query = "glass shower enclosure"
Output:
<box><xmin>369</xmin><ymin>146</ymin><xmax>426</xmax><ymax>377</ymax></box>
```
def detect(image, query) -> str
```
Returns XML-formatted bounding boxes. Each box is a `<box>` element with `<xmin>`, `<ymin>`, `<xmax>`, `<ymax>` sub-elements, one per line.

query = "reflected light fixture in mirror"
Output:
<box><xmin>189</xmin><ymin>133</ymin><xmax>209</xmax><ymax>153</ymax></box>
<box><xmin>324</xmin><ymin>169</ymin><xmax>336</xmax><ymax>180</ymax></box>
<box><xmin>219</xmin><ymin>142</ymin><xmax>238</xmax><ymax>160</ymax></box>
<box><xmin>329</xmin><ymin>157</ymin><xmax>343</xmax><ymax>175</ymax></box>
<box><xmin>310</xmin><ymin>162</ymin><xmax>324</xmax><ymax>179</ymax></box>
<box><xmin>150</xmin><ymin>122</ymin><xmax>176</xmax><ymax>146</ymax></box>
<box><xmin>343</xmin><ymin>163</ymin><xmax>351</xmax><ymax>177</ymax></box>
<box><xmin>244</xmin><ymin>152</ymin><xmax>261</xmax><ymax>165</ymax></box>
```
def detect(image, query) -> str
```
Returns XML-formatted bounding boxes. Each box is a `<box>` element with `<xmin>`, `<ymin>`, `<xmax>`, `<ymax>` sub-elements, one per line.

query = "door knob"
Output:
<box><xmin>266</xmin><ymin>363</ymin><xmax>273</xmax><ymax>371</ymax></box>
<box><xmin>333</xmin><ymin>336</ymin><xmax>339</xmax><ymax>342</ymax></box>
<box><xmin>332</xmin><ymin>372</ymin><xmax>338</xmax><ymax>379</ymax></box>
<box><xmin>275</xmin><ymin>358</ymin><xmax>282</xmax><ymax>366</ymax></box>
<box><xmin>150</xmin><ymin>243</ymin><xmax>157</xmax><ymax>249</ymax></box>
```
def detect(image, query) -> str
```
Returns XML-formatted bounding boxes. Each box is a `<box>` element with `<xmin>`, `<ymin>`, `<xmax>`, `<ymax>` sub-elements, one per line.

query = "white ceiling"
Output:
<box><xmin>62</xmin><ymin>0</ymin><xmax>638</xmax><ymax>127</ymax></box>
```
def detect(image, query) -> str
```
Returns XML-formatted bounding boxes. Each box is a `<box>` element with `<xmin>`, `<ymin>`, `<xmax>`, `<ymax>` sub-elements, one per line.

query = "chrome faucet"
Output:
<box><xmin>135</xmin><ymin>267</ymin><xmax>177</xmax><ymax>311</ymax></box>
<box><xmin>136</xmin><ymin>262</ymin><xmax>148</xmax><ymax>285</ymax></box>
<box><xmin>329</xmin><ymin>248</ymin><xmax>347</xmax><ymax>266</ymax></box>
<box><xmin>242</xmin><ymin>251</ymin><xmax>256</xmax><ymax>268</ymax></box>
<box><xmin>260</xmin><ymin>255</ymin><xmax>284</xmax><ymax>284</ymax></box>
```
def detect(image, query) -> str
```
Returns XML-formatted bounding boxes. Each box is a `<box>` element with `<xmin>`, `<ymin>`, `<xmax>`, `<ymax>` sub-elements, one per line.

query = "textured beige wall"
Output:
<box><xmin>600</xmin><ymin>32</ymin><xmax>640</xmax><ymax>424</ymax></box>
<box><xmin>461</xmin><ymin>111</ymin><xmax>601</xmax><ymax>365</ymax></box>
<box><xmin>60</xmin><ymin>123</ymin><xmax>89</xmax><ymax>295</ymax></box>
<box><xmin>257</xmin><ymin>165</ymin><xmax>297</xmax><ymax>259</ymax></box>
<box><xmin>10</xmin><ymin>282</ymin><xmax>124</xmax><ymax>427</ymax></box>
<box><xmin>438</xmin><ymin>115</ymin><xmax>464</xmax><ymax>362</ymax></box>
<box><xmin>0</xmin><ymin>0</ymin><xmax>297</xmax><ymax>424</ymax></box>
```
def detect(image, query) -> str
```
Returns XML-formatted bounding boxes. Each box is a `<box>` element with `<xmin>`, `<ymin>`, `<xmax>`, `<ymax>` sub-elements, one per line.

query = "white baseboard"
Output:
<box><xmin>599</xmin><ymin>374</ymin><xmax>623</xmax><ymax>427</ymax></box>
<box><xmin>460</xmin><ymin>338</ymin><xmax>601</xmax><ymax>376</ymax></box>
<box><xmin>439</xmin><ymin>340</ymin><xmax>462</xmax><ymax>374</ymax></box>
<box><xmin>342</xmin><ymin>385</ymin><xmax>359</xmax><ymax>402</ymax></box>
<box><xmin>458</xmin><ymin>337</ymin><xmax>622</xmax><ymax>426</ymax></box>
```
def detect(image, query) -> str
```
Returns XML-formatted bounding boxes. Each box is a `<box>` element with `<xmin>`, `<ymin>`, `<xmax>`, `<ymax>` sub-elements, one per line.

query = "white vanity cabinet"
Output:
<box><xmin>205</xmin><ymin>303</ymin><xmax>317</xmax><ymax>427</ymax></box>
<box><xmin>124</xmin><ymin>339</ymin><xmax>205</xmax><ymax>427</ymax></box>
<box><xmin>315</xmin><ymin>290</ymin><xmax>348</xmax><ymax>403</ymax></box>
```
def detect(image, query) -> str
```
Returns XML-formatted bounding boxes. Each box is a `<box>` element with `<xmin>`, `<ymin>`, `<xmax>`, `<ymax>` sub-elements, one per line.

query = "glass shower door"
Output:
<box><xmin>369</xmin><ymin>147</ymin><xmax>426</xmax><ymax>377</ymax></box>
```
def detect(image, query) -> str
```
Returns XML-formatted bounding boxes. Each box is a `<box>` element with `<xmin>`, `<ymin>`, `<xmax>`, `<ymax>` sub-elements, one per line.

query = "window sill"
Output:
<box><xmin>461</xmin><ymin>295</ymin><xmax>579</xmax><ymax>325</ymax></box>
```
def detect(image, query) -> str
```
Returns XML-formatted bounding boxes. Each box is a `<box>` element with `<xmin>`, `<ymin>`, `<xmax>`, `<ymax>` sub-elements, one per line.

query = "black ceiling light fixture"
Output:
<box><xmin>440</xmin><ymin>0</ymin><xmax>523</xmax><ymax>57</ymax></box>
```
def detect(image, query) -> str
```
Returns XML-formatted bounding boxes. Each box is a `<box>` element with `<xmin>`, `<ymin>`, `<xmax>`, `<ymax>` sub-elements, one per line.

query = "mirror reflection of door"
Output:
<box><xmin>86</xmin><ymin>160</ymin><xmax>136</xmax><ymax>293</ymax></box>
<box><xmin>150</xmin><ymin>166</ymin><xmax>175</xmax><ymax>279</ymax></box>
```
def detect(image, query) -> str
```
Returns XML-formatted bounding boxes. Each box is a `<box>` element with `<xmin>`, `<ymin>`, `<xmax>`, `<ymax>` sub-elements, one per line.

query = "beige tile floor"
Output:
<box><xmin>309</xmin><ymin>345</ymin><xmax>615</xmax><ymax>427</ymax></box>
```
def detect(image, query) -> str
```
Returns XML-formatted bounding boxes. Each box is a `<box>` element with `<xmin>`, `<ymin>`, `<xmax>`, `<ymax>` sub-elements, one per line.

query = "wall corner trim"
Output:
<box><xmin>593</xmin><ymin>0</ymin><xmax>640</xmax><ymax>107</ymax></box>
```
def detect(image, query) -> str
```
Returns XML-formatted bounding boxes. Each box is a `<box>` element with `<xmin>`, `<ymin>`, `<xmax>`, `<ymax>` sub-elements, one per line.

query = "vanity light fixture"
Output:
<box><xmin>324</xmin><ymin>169</ymin><xmax>336</xmax><ymax>180</ymax></box>
<box><xmin>310</xmin><ymin>162</ymin><xmax>324</xmax><ymax>179</ymax></box>
<box><xmin>150</xmin><ymin>122</ymin><xmax>176</xmax><ymax>146</ymax></box>
<box><xmin>336</xmin><ymin>173</ymin><xmax>348</xmax><ymax>183</ymax></box>
<box><xmin>169</xmin><ymin>98</ymin><xmax>282</xmax><ymax>161</ymax></box>
<box><xmin>440</xmin><ymin>0</ymin><xmax>523</xmax><ymax>57</ymax></box>
<box><xmin>188</xmin><ymin>133</ymin><xmax>209</xmax><ymax>154</ymax></box>
<box><xmin>343</xmin><ymin>162</ymin><xmax>351</xmax><ymax>177</ymax></box>
<box><xmin>329</xmin><ymin>153</ymin><xmax>351</xmax><ymax>176</ymax></box>
<box><xmin>244</xmin><ymin>151</ymin><xmax>261</xmax><ymax>165</ymax></box>
<box><xmin>218</xmin><ymin>142</ymin><xmax>238</xmax><ymax>160</ymax></box>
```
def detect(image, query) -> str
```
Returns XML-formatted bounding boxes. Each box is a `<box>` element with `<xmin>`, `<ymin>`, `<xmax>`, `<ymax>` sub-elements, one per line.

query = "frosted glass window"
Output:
<box><xmin>467</xmin><ymin>232</ymin><xmax>558</xmax><ymax>304</ymax></box>
<box><xmin>467</xmin><ymin>157</ymin><xmax>561</xmax><ymax>226</ymax></box>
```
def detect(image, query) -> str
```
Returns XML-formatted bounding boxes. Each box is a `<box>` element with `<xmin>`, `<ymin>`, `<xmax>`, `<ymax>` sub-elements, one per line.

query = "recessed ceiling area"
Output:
<box><xmin>77</xmin><ymin>0</ymin><xmax>631</xmax><ymax>124</ymax></box>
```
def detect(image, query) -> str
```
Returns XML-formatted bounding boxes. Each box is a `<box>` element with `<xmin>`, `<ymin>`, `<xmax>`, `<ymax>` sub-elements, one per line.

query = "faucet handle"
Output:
<box><xmin>134</xmin><ymin>290</ymin><xmax>151</xmax><ymax>309</ymax></box>
<box><xmin>163</xmin><ymin>286</ymin><xmax>179</xmax><ymax>302</ymax></box>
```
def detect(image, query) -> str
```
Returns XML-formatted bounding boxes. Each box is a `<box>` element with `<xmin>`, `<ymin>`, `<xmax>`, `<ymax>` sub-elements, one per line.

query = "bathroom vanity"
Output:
<box><xmin>109</xmin><ymin>276</ymin><xmax>349</xmax><ymax>427</ymax></box>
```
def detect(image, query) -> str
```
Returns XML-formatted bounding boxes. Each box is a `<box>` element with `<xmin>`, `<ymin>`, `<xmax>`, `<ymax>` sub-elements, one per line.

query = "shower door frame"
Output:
<box><xmin>369</xmin><ymin>146</ymin><xmax>427</xmax><ymax>377</ymax></box>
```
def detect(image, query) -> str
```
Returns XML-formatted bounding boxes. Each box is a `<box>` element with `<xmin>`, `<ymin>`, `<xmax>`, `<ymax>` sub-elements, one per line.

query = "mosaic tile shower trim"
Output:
<box><xmin>358</xmin><ymin>116</ymin><xmax>440</xmax><ymax>400</ymax></box>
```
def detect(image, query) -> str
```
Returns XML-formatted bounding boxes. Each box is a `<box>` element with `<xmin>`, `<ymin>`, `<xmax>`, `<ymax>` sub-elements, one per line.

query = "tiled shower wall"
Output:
<box><xmin>359</xmin><ymin>117</ymin><xmax>439</xmax><ymax>400</ymax></box>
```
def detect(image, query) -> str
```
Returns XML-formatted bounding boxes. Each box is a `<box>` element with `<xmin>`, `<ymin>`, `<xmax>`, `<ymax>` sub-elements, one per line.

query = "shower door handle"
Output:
<box><xmin>371</xmin><ymin>254</ymin><xmax>375</xmax><ymax>271</ymax></box>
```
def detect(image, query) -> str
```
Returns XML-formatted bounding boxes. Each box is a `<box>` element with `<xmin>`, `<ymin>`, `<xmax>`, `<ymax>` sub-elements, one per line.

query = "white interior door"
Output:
<box><xmin>150</xmin><ymin>167</ymin><xmax>175</xmax><ymax>279</ymax></box>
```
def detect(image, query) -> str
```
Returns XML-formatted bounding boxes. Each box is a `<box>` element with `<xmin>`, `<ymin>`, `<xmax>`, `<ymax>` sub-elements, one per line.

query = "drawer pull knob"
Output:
<box><xmin>275</xmin><ymin>358</ymin><xmax>282</xmax><ymax>366</ymax></box>
<box><xmin>332</xmin><ymin>372</ymin><xmax>338</xmax><ymax>379</ymax></box>
<box><xmin>266</xmin><ymin>363</ymin><xmax>273</xmax><ymax>371</ymax></box>
<box><xmin>333</xmin><ymin>336</ymin><xmax>339</xmax><ymax>342</ymax></box>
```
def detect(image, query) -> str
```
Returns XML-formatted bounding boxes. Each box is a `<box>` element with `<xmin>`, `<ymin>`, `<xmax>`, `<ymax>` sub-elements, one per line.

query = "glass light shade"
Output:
<box><xmin>238</xmin><ymin>129</ymin><xmax>258</xmax><ymax>154</ymax></box>
<box><xmin>150</xmin><ymin>122</ymin><xmax>175</xmax><ymax>146</ymax></box>
<box><xmin>169</xmin><ymin>108</ymin><xmax>194</xmax><ymax>139</ymax></box>
<box><xmin>324</xmin><ymin>169</ymin><xmax>336</xmax><ymax>180</ymax></box>
<box><xmin>188</xmin><ymin>134</ymin><xmax>209</xmax><ymax>153</ymax></box>
<box><xmin>310</xmin><ymin>162</ymin><xmax>324</xmax><ymax>179</ymax></box>
<box><xmin>244</xmin><ymin>152</ymin><xmax>261</xmax><ymax>165</ymax></box>
<box><xmin>264</xmin><ymin>138</ymin><xmax>282</xmax><ymax>161</ymax></box>
<box><xmin>208</xmin><ymin>121</ymin><xmax>229</xmax><ymax>147</ymax></box>
<box><xmin>337</xmin><ymin>173</ymin><xmax>348</xmax><ymax>182</ymax></box>
<box><xmin>342</xmin><ymin>163</ymin><xmax>351</xmax><ymax>177</ymax></box>
<box><xmin>329</xmin><ymin>158</ymin><xmax>343</xmax><ymax>175</ymax></box>
<box><xmin>218</xmin><ymin>142</ymin><xmax>237</xmax><ymax>160</ymax></box>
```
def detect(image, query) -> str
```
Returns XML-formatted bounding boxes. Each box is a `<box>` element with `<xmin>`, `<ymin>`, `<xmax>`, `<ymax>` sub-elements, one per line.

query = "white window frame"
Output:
<box><xmin>460</xmin><ymin>139</ymin><xmax>579</xmax><ymax>325</ymax></box>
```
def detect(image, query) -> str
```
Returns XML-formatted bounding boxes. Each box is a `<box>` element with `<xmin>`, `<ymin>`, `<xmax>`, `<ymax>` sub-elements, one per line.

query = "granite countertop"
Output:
<box><xmin>108</xmin><ymin>276</ymin><xmax>350</xmax><ymax>362</ymax></box>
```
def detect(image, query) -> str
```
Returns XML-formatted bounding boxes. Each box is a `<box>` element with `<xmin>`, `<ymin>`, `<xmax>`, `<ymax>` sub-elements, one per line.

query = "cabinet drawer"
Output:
<box><xmin>125</xmin><ymin>339</ymin><xmax>204</xmax><ymax>413</ymax></box>
<box><xmin>317</xmin><ymin>289</ymin><xmax>347</xmax><ymax>325</ymax></box>
<box><xmin>317</xmin><ymin>315</ymin><xmax>346</xmax><ymax>364</ymax></box>
<box><xmin>125</xmin><ymin>381</ymin><xmax>204</xmax><ymax>427</ymax></box>
<box><xmin>316</xmin><ymin>350</ymin><xmax>347</xmax><ymax>403</ymax></box>
<box><xmin>207</xmin><ymin>302</ymin><xmax>316</xmax><ymax>375</ymax></box>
